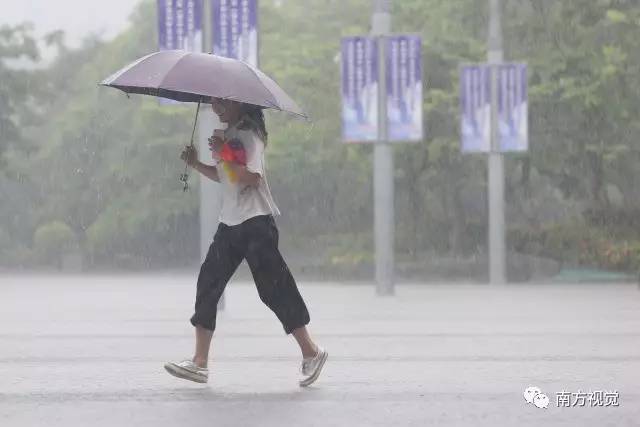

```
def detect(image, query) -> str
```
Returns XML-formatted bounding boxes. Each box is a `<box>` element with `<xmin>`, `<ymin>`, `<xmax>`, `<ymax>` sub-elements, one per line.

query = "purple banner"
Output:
<box><xmin>386</xmin><ymin>35</ymin><xmax>423</xmax><ymax>142</ymax></box>
<box><xmin>341</xmin><ymin>36</ymin><xmax>379</xmax><ymax>143</ymax></box>
<box><xmin>498</xmin><ymin>63</ymin><xmax>528</xmax><ymax>152</ymax></box>
<box><xmin>460</xmin><ymin>64</ymin><xmax>491</xmax><ymax>153</ymax></box>
<box><xmin>158</xmin><ymin>0</ymin><xmax>203</xmax><ymax>52</ymax></box>
<box><xmin>157</xmin><ymin>0</ymin><xmax>203</xmax><ymax>105</ymax></box>
<box><xmin>212</xmin><ymin>0</ymin><xmax>258</xmax><ymax>66</ymax></box>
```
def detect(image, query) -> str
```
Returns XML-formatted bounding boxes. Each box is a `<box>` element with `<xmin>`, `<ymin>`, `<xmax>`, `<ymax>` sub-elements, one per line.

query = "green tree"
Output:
<box><xmin>5</xmin><ymin>0</ymin><xmax>640</xmax><ymax>275</ymax></box>
<box><xmin>33</xmin><ymin>220</ymin><xmax>77</xmax><ymax>267</ymax></box>
<box><xmin>0</xmin><ymin>24</ymin><xmax>39</xmax><ymax>159</ymax></box>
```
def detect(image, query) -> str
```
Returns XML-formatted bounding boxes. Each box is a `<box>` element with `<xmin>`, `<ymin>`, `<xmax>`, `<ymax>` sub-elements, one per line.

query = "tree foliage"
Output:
<box><xmin>2</xmin><ymin>0</ymin><xmax>640</xmax><ymax>276</ymax></box>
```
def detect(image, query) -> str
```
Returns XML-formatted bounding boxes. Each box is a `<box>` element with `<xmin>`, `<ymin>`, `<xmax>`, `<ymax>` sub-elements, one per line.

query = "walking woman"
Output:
<box><xmin>165</xmin><ymin>98</ymin><xmax>327</xmax><ymax>387</ymax></box>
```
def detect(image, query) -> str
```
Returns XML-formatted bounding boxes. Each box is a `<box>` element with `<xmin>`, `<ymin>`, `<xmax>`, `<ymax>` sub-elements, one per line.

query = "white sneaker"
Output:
<box><xmin>164</xmin><ymin>359</ymin><xmax>208</xmax><ymax>383</ymax></box>
<box><xmin>299</xmin><ymin>347</ymin><xmax>328</xmax><ymax>387</ymax></box>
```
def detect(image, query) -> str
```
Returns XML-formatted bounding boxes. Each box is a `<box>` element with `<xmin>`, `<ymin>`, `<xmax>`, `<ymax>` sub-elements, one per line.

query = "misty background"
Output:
<box><xmin>1</xmin><ymin>0</ymin><xmax>640</xmax><ymax>282</ymax></box>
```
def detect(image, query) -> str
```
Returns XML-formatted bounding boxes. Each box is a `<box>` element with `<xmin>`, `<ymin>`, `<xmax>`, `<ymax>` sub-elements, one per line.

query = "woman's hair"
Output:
<box><xmin>238</xmin><ymin>105</ymin><xmax>268</xmax><ymax>144</ymax></box>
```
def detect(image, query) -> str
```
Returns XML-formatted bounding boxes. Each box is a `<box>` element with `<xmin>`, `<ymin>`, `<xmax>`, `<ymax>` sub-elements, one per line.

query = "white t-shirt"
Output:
<box><xmin>216</xmin><ymin>124</ymin><xmax>281</xmax><ymax>226</ymax></box>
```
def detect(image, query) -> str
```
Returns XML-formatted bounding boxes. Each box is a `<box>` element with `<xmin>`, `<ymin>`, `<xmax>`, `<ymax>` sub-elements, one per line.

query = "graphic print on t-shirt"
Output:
<box><xmin>220</xmin><ymin>138</ymin><xmax>247</xmax><ymax>183</ymax></box>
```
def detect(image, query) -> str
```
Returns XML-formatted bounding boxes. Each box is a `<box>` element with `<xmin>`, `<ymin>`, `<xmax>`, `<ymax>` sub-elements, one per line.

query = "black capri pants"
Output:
<box><xmin>190</xmin><ymin>214</ymin><xmax>310</xmax><ymax>334</ymax></box>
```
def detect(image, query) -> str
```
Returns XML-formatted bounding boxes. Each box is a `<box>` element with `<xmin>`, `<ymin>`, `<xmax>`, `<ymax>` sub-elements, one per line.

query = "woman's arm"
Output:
<box><xmin>181</xmin><ymin>145</ymin><xmax>220</xmax><ymax>182</ymax></box>
<box><xmin>193</xmin><ymin>160</ymin><xmax>220</xmax><ymax>182</ymax></box>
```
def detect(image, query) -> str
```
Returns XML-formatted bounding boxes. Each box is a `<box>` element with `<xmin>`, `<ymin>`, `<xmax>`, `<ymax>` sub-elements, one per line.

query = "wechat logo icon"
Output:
<box><xmin>524</xmin><ymin>386</ymin><xmax>550</xmax><ymax>409</ymax></box>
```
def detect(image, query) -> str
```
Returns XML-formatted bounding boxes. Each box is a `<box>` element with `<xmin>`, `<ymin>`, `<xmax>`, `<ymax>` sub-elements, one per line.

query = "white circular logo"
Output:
<box><xmin>534</xmin><ymin>393</ymin><xmax>550</xmax><ymax>409</ymax></box>
<box><xmin>523</xmin><ymin>386</ymin><xmax>542</xmax><ymax>404</ymax></box>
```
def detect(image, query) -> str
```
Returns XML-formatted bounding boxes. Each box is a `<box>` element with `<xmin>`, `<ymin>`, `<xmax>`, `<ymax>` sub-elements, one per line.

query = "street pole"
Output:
<box><xmin>372</xmin><ymin>0</ymin><xmax>394</xmax><ymax>295</ymax></box>
<box><xmin>199</xmin><ymin>0</ymin><xmax>225</xmax><ymax>308</ymax></box>
<box><xmin>488</xmin><ymin>0</ymin><xmax>506</xmax><ymax>284</ymax></box>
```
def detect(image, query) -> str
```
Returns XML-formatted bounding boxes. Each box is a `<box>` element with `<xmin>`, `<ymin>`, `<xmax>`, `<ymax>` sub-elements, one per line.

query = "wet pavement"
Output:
<box><xmin>1</xmin><ymin>275</ymin><xmax>639</xmax><ymax>426</ymax></box>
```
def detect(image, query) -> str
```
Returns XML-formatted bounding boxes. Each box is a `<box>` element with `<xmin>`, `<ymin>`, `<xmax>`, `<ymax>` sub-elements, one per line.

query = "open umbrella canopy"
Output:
<box><xmin>100</xmin><ymin>50</ymin><xmax>307</xmax><ymax>118</ymax></box>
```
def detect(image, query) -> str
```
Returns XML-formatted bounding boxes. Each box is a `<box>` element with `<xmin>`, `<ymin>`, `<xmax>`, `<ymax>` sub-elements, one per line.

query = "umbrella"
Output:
<box><xmin>101</xmin><ymin>50</ymin><xmax>306</xmax><ymax>116</ymax></box>
<box><xmin>100</xmin><ymin>50</ymin><xmax>307</xmax><ymax>190</ymax></box>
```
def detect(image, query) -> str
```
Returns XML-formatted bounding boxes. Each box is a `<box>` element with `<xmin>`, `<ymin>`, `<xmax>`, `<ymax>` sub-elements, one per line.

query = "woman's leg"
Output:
<box><xmin>244</xmin><ymin>216</ymin><xmax>311</xmax><ymax>339</ymax></box>
<box><xmin>193</xmin><ymin>325</ymin><xmax>214</xmax><ymax>368</ymax></box>
<box><xmin>190</xmin><ymin>224</ymin><xmax>244</xmax><ymax>367</ymax></box>
<box><xmin>292</xmin><ymin>326</ymin><xmax>319</xmax><ymax>358</ymax></box>
<box><xmin>244</xmin><ymin>216</ymin><xmax>327</xmax><ymax>386</ymax></box>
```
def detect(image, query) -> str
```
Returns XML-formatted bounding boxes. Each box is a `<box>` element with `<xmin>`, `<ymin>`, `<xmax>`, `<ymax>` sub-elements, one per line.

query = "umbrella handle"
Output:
<box><xmin>189</xmin><ymin>99</ymin><xmax>201</xmax><ymax>147</ymax></box>
<box><xmin>181</xmin><ymin>99</ymin><xmax>202</xmax><ymax>191</ymax></box>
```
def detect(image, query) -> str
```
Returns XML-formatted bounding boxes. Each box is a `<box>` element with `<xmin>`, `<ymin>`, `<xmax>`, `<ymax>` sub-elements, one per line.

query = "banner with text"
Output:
<box><xmin>386</xmin><ymin>35</ymin><xmax>423</xmax><ymax>142</ymax></box>
<box><xmin>460</xmin><ymin>64</ymin><xmax>491</xmax><ymax>153</ymax></box>
<box><xmin>212</xmin><ymin>0</ymin><xmax>258</xmax><ymax>67</ymax></box>
<box><xmin>158</xmin><ymin>0</ymin><xmax>203</xmax><ymax>52</ymax></box>
<box><xmin>341</xmin><ymin>36</ymin><xmax>379</xmax><ymax>143</ymax></box>
<box><xmin>498</xmin><ymin>63</ymin><xmax>528</xmax><ymax>152</ymax></box>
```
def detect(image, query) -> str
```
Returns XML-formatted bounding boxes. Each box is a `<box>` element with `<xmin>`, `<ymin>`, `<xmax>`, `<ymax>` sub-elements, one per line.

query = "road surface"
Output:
<box><xmin>0</xmin><ymin>275</ymin><xmax>638</xmax><ymax>426</ymax></box>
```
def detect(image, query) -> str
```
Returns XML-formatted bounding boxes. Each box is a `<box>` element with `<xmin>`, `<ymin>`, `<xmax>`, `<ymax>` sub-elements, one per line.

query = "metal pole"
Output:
<box><xmin>199</xmin><ymin>0</ymin><xmax>225</xmax><ymax>308</ymax></box>
<box><xmin>488</xmin><ymin>0</ymin><xmax>506</xmax><ymax>284</ymax></box>
<box><xmin>372</xmin><ymin>0</ymin><xmax>394</xmax><ymax>295</ymax></box>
